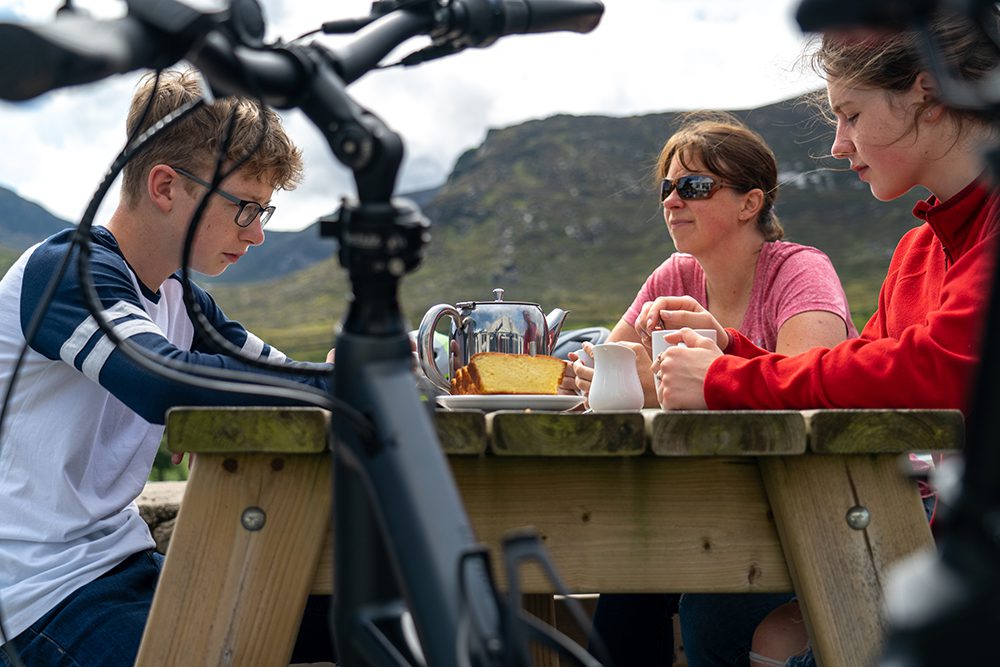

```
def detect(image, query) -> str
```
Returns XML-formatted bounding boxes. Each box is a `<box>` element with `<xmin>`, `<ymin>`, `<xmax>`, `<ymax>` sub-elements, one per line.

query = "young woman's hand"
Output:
<box><xmin>635</xmin><ymin>295</ymin><xmax>730</xmax><ymax>351</ymax></box>
<box><xmin>652</xmin><ymin>328</ymin><xmax>722</xmax><ymax>410</ymax></box>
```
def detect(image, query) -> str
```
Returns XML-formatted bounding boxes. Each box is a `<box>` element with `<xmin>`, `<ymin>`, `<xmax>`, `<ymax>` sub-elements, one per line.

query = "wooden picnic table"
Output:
<box><xmin>135</xmin><ymin>406</ymin><xmax>961</xmax><ymax>667</ymax></box>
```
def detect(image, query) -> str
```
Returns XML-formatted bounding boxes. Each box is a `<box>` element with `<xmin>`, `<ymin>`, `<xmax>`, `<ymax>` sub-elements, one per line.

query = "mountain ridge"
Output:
<box><xmin>208</xmin><ymin>96</ymin><xmax>923</xmax><ymax>357</ymax></box>
<box><xmin>1</xmin><ymin>95</ymin><xmax>923</xmax><ymax>359</ymax></box>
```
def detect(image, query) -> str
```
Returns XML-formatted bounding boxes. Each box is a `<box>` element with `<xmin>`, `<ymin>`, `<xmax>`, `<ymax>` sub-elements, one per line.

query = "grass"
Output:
<box><xmin>0</xmin><ymin>247</ymin><xmax>18</xmax><ymax>276</ymax></box>
<box><xmin>148</xmin><ymin>440</ymin><xmax>190</xmax><ymax>481</ymax></box>
<box><xmin>251</xmin><ymin>322</ymin><xmax>338</xmax><ymax>362</ymax></box>
<box><xmin>842</xmin><ymin>277</ymin><xmax>882</xmax><ymax>333</ymax></box>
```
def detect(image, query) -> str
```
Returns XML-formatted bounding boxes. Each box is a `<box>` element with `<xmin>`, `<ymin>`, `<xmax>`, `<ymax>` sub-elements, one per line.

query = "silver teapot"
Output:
<box><xmin>416</xmin><ymin>288</ymin><xmax>569</xmax><ymax>392</ymax></box>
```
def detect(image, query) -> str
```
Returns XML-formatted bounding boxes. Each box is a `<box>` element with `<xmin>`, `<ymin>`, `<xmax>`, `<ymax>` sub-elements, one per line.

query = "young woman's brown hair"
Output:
<box><xmin>808</xmin><ymin>10</ymin><xmax>1000</xmax><ymax>137</ymax></box>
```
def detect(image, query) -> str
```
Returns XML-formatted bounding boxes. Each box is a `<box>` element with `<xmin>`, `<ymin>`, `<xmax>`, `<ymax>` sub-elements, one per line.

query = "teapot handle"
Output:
<box><xmin>416</xmin><ymin>304</ymin><xmax>462</xmax><ymax>393</ymax></box>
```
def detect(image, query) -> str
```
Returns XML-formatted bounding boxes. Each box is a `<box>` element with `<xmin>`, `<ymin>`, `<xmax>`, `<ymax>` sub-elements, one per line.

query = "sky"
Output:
<box><xmin>0</xmin><ymin>0</ymin><xmax>825</xmax><ymax>231</ymax></box>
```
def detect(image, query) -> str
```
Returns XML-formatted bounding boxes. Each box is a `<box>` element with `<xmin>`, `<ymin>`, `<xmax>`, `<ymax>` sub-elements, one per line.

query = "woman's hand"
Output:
<box><xmin>652</xmin><ymin>328</ymin><xmax>722</xmax><ymax>410</ymax></box>
<box><xmin>560</xmin><ymin>342</ymin><xmax>602</xmax><ymax>397</ymax></box>
<box><xmin>559</xmin><ymin>350</ymin><xmax>583</xmax><ymax>395</ymax></box>
<box><xmin>635</xmin><ymin>295</ymin><xmax>730</xmax><ymax>351</ymax></box>
<box><xmin>570</xmin><ymin>342</ymin><xmax>597</xmax><ymax>396</ymax></box>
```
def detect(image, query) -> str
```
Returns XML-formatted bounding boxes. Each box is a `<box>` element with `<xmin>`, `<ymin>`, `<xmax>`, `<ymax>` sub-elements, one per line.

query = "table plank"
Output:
<box><xmin>842</xmin><ymin>453</ymin><xmax>937</xmax><ymax>591</ymax></box>
<box><xmin>435</xmin><ymin>410</ymin><xmax>488</xmax><ymax>454</ymax></box>
<box><xmin>524</xmin><ymin>594</ymin><xmax>560</xmax><ymax>667</ymax></box>
<box><xmin>449</xmin><ymin>456</ymin><xmax>791</xmax><ymax>593</ymax></box>
<box><xmin>489</xmin><ymin>411</ymin><xmax>646</xmax><ymax>456</ymax></box>
<box><xmin>648</xmin><ymin>410</ymin><xmax>807</xmax><ymax>456</ymax></box>
<box><xmin>758</xmin><ymin>454</ymin><xmax>932</xmax><ymax>667</ymax></box>
<box><xmin>137</xmin><ymin>452</ymin><xmax>332</xmax><ymax>666</ymax></box>
<box><xmin>166</xmin><ymin>407</ymin><xmax>329</xmax><ymax>454</ymax></box>
<box><xmin>803</xmin><ymin>409</ymin><xmax>964</xmax><ymax>453</ymax></box>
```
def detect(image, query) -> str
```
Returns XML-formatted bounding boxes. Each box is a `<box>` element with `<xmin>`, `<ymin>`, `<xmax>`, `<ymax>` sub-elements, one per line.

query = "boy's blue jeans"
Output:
<box><xmin>1</xmin><ymin>550</ymin><xmax>335</xmax><ymax>666</ymax></box>
<box><xmin>1</xmin><ymin>550</ymin><xmax>164</xmax><ymax>667</ymax></box>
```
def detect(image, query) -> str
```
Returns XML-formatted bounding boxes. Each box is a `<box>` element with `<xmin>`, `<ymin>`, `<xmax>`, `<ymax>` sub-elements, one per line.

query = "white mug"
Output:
<box><xmin>588</xmin><ymin>343</ymin><xmax>644</xmax><ymax>411</ymax></box>
<box><xmin>573</xmin><ymin>347</ymin><xmax>594</xmax><ymax>368</ymax></box>
<box><xmin>651</xmin><ymin>329</ymin><xmax>719</xmax><ymax>390</ymax></box>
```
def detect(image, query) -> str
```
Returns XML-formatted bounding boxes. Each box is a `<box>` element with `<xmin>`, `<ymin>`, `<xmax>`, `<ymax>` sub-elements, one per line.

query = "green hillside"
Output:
<box><xmin>210</xmin><ymin>97</ymin><xmax>921</xmax><ymax>360</ymax></box>
<box><xmin>0</xmin><ymin>247</ymin><xmax>17</xmax><ymax>276</ymax></box>
<box><xmin>0</xmin><ymin>185</ymin><xmax>72</xmax><ymax>250</ymax></box>
<box><xmin>1</xmin><ymin>96</ymin><xmax>920</xmax><ymax>362</ymax></box>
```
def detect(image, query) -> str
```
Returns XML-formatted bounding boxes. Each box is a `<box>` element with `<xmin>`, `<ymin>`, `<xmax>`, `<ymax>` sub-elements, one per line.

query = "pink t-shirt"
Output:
<box><xmin>623</xmin><ymin>241</ymin><xmax>858</xmax><ymax>351</ymax></box>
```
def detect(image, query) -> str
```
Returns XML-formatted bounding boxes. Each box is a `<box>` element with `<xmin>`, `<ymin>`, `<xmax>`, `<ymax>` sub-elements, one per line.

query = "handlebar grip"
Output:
<box><xmin>501</xmin><ymin>0</ymin><xmax>604</xmax><ymax>36</ymax></box>
<box><xmin>0</xmin><ymin>13</ymin><xmax>183</xmax><ymax>101</ymax></box>
<box><xmin>795</xmin><ymin>0</ymin><xmax>937</xmax><ymax>31</ymax></box>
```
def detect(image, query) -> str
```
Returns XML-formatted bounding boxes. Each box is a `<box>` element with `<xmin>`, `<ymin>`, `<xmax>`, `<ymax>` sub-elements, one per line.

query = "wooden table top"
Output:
<box><xmin>165</xmin><ymin>406</ymin><xmax>964</xmax><ymax>457</ymax></box>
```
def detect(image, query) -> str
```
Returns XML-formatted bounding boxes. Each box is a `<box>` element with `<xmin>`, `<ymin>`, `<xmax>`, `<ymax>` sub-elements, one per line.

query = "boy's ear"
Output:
<box><xmin>148</xmin><ymin>165</ymin><xmax>178</xmax><ymax>213</ymax></box>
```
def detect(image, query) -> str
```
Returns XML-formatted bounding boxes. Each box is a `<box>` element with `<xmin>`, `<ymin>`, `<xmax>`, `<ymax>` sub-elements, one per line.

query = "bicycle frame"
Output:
<box><xmin>200</xmin><ymin>9</ymin><xmax>606</xmax><ymax>665</ymax></box>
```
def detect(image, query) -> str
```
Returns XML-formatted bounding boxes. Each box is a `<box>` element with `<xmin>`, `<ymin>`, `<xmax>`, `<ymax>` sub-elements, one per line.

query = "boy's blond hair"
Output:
<box><xmin>120</xmin><ymin>69</ymin><xmax>303</xmax><ymax>208</ymax></box>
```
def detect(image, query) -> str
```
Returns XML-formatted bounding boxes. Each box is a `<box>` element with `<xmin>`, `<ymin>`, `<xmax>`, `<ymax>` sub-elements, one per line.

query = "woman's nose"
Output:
<box><xmin>831</xmin><ymin>123</ymin><xmax>854</xmax><ymax>160</ymax></box>
<box><xmin>663</xmin><ymin>187</ymin><xmax>684</xmax><ymax>209</ymax></box>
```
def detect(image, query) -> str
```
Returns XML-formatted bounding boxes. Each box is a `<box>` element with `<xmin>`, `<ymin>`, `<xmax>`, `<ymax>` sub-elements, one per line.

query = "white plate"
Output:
<box><xmin>436</xmin><ymin>394</ymin><xmax>585</xmax><ymax>412</ymax></box>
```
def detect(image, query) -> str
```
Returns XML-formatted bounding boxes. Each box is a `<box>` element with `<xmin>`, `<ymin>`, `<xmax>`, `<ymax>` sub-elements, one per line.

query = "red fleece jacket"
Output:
<box><xmin>705</xmin><ymin>179</ymin><xmax>1000</xmax><ymax>416</ymax></box>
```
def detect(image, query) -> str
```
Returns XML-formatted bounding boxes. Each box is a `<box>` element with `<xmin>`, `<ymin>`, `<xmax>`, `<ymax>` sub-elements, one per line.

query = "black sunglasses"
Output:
<box><xmin>659</xmin><ymin>174</ymin><xmax>736</xmax><ymax>202</ymax></box>
<box><xmin>172</xmin><ymin>166</ymin><xmax>276</xmax><ymax>228</ymax></box>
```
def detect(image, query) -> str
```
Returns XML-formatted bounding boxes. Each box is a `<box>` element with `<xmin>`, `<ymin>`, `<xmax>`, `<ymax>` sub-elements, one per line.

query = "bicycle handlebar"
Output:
<box><xmin>0</xmin><ymin>0</ymin><xmax>604</xmax><ymax>102</ymax></box>
<box><xmin>0</xmin><ymin>10</ymin><xmax>188</xmax><ymax>102</ymax></box>
<box><xmin>795</xmin><ymin>0</ymin><xmax>938</xmax><ymax>30</ymax></box>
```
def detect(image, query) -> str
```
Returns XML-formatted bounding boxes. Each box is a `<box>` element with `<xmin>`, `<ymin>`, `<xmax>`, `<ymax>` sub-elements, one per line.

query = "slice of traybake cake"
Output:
<box><xmin>450</xmin><ymin>352</ymin><xmax>566</xmax><ymax>395</ymax></box>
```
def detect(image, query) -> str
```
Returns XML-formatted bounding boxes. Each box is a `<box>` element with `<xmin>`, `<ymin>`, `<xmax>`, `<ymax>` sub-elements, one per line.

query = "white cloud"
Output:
<box><xmin>0</xmin><ymin>0</ymin><xmax>824</xmax><ymax>230</ymax></box>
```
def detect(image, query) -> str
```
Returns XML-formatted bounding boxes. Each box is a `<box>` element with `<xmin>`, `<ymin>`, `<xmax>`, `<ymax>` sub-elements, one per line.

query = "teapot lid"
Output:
<box><xmin>456</xmin><ymin>287</ymin><xmax>540</xmax><ymax>309</ymax></box>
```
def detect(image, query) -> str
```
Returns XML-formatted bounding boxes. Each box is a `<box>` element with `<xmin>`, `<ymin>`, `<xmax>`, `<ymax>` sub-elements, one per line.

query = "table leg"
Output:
<box><xmin>758</xmin><ymin>455</ymin><xmax>933</xmax><ymax>667</ymax></box>
<box><xmin>524</xmin><ymin>593</ymin><xmax>560</xmax><ymax>667</ymax></box>
<box><xmin>136</xmin><ymin>452</ymin><xmax>332</xmax><ymax>667</ymax></box>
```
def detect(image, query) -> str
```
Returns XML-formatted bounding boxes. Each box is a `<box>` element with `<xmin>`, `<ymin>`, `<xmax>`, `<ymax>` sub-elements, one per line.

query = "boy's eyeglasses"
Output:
<box><xmin>660</xmin><ymin>174</ymin><xmax>736</xmax><ymax>202</ymax></box>
<box><xmin>172</xmin><ymin>166</ymin><xmax>275</xmax><ymax>228</ymax></box>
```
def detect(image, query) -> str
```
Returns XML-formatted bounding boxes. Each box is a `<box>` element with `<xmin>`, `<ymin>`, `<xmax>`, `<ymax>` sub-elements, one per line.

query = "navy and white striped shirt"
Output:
<box><xmin>0</xmin><ymin>225</ymin><xmax>332</xmax><ymax>640</ymax></box>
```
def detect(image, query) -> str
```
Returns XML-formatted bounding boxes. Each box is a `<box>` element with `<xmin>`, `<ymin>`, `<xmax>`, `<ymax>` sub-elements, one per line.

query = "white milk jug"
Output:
<box><xmin>588</xmin><ymin>343</ymin><xmax>644</xmax><ymax>411</ymax></box>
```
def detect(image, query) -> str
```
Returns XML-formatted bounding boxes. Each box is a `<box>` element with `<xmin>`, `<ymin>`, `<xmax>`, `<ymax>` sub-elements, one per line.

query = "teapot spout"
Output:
<box><xmin>545</xmin><ymin>308</ymin><xmax>570</xmax><ymax>354</ymax></box>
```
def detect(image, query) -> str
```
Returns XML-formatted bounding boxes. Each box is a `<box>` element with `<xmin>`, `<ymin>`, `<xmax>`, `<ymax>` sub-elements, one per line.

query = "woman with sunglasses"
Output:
<box><xmin>651</xmin><ymin>10</ymin><xmax>1000</xmax><ymax>667</ymax></box>
<box><xmin>566</xmin><ymin>112</ymin><xmax>857</xmax><ymax>666</ymax></box>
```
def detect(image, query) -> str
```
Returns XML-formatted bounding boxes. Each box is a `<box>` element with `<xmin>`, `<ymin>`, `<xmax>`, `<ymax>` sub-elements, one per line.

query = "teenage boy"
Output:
<box><xmin>0</xmin><ymin>69</ymin><xmax>335</xmax><ymax>666</ymax></box>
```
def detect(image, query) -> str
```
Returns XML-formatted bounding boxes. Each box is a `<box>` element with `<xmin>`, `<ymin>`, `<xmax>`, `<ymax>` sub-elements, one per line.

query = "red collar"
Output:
<box><xmin>912</xmin><ymin>179</ymin><xmax>994</xmax><ymax>260</ymax></box>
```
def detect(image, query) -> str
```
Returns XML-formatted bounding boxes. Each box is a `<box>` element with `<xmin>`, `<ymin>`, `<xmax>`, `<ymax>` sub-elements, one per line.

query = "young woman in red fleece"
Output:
<box><xmin>643</xmin><ymin>10</ymin><xmax>1000</xmax><ymax>667</ymax></box>
<box><xmin>648</xmin><ymin>15</ymin><xmax>998</xmax><ymax>420</ymax></box>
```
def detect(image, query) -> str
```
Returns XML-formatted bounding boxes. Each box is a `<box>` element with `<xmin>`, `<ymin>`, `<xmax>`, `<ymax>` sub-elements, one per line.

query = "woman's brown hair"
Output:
<box><xmin>655</xmin><ymin>111</ymin><xmax>783</xmax><ymax>242</ymax></box>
